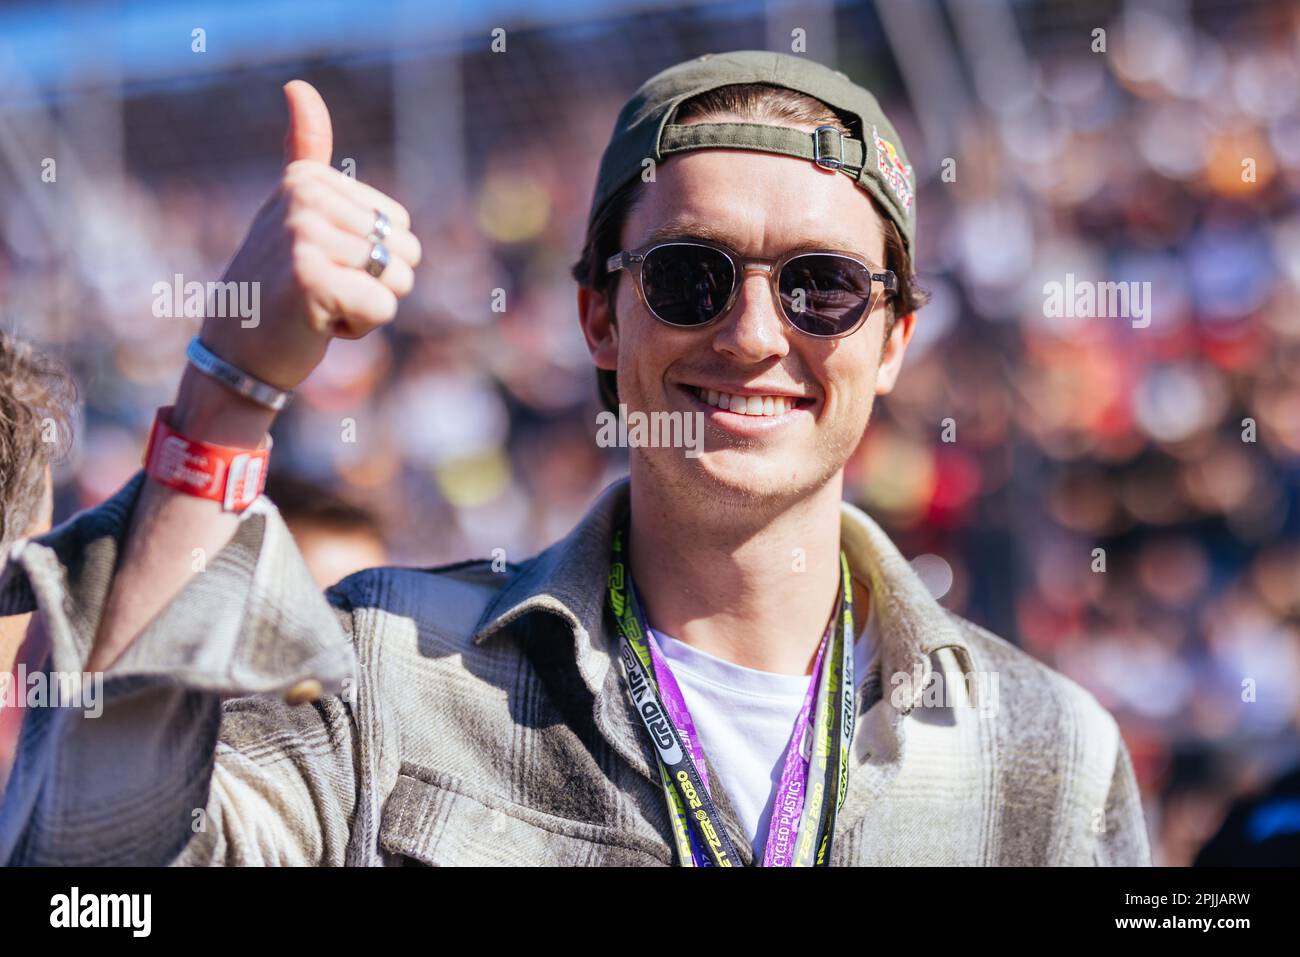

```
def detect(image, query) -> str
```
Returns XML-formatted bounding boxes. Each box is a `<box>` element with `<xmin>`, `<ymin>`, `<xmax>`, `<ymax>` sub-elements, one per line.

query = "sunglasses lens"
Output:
<box><xmin>640</xmin><ymin>244</ymin><xmax>736</xmax><ymax>327</ymax></box>
<box><xmin>778</xmin><ymin>254</ymin><xmax>875</xmax><ymax>337</ymax></box>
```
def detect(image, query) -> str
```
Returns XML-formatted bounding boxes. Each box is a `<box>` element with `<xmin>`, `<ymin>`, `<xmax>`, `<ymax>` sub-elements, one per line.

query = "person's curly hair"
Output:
<box><xmin>0</xmin><ymin>331</ymin><xmax>77</xmax><ymax>547</ymax></box>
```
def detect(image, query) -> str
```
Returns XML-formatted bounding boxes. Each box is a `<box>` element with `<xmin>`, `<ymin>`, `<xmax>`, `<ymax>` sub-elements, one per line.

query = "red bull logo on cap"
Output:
<box><xmin>872</xmin><ymin>125</ymin><xmax>914</xmax><ymax>214</ymax></box>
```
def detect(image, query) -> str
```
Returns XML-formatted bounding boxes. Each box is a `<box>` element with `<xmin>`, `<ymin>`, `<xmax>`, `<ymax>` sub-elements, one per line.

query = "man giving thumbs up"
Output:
<box><xmin>85</xmin><ymin>81</ymin><xmax>420</xmax><ymax>673</ymax></box>
<box><xmin>0</xmin><ymin>57</ymin><xmax>1148</xmax><ymax>869</ymax></box>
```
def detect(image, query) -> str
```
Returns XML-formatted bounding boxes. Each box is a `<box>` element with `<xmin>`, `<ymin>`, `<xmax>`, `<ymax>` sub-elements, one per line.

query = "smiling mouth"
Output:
<box><xmin>684</xmin><ymin>385</ymin><xmax>814</xmax><ymax>417</ymax></box>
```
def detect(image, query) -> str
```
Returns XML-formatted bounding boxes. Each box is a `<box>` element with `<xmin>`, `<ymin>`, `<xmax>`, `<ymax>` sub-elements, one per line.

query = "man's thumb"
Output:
<box><xmin>282</xmin><ymin>80</ymin><xmax>333</xmax><ymax>167</ymax></box>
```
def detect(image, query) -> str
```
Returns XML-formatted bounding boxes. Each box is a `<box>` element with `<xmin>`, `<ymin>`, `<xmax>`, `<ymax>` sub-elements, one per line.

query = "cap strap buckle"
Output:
<box><xmin>813</xmin><ymin>126</ymin><xmax>844</xmax><ymax>171</ymax></box>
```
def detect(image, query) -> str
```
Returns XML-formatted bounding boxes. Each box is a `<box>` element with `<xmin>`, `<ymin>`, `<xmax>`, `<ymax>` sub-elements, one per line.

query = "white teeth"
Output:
<box><xmin>693</xmin><ymin>387</ymin><xmax>800</xmax><ymax>416</ymax></box>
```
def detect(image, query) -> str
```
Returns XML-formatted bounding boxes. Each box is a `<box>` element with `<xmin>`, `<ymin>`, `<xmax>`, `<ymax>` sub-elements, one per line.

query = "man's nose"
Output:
<box><xmin>712</xmin><ymin>268</ymin><xmax>790</xmax><ymax>363</ymax></box>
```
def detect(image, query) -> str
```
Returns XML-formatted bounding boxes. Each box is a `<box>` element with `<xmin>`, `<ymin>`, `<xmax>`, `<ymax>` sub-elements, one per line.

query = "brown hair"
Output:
<box><xmin>573</xmin><ymin>83</ymin><xmax>928</xmax><ymax>412</ymax></box>
<box><xmin>0</xmin><ymin>331</ymin><xmax>77</xmax><ymax>546</ymax></box>
<box><xmin>264</xmin><ymin>472</ymin><xmax>384</xmax><ymax>541</ymax></box>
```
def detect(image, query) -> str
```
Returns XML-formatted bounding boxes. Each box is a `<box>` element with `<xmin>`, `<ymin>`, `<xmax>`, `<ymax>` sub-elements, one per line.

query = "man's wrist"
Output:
<box><xmin>171</xmin><ymin>364</ymin><xmax>278</xmax><ymax>448</ymax></box>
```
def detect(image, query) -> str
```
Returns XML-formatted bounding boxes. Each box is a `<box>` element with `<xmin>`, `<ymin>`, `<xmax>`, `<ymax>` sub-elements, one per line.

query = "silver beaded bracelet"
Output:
<box><xmin>185</xmin><ymin>337</ymin><xmax>294</xmax><ymax>412</ymax></box>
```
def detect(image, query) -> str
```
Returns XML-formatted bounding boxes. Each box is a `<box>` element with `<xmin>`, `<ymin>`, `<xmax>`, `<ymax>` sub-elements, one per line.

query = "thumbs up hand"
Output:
<box><xmin>197</xmin><ymin>80</ymin><xmax>422</xmax><ymax>393</ymax></box>
<box><xmin>282</xmin><ymin>78</ymin><xmax>335</xmax><ymax>167</ymax></box>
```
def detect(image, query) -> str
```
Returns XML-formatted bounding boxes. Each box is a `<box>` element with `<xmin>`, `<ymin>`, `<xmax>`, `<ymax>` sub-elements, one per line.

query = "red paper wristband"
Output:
<box><xmin>143</xmin><ymin>406</ymin><xmax>271</xmax><ymax>512</ymax></box>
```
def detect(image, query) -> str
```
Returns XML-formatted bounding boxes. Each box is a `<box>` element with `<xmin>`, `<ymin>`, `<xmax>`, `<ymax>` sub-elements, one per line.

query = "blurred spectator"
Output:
<box><xmin>1196</xmin><ymin>763</ymin><xmax>1300</xmax><ymax>865</ymax></box>
<box><xmin>0</xmin><ymin>330</ymin><xmax>77</xmax><ymax>790</ymax></box>
<box><xmin>264</xmin><ymin>473</ymin><xmax>388</xmax><ymax>590</ymax></box>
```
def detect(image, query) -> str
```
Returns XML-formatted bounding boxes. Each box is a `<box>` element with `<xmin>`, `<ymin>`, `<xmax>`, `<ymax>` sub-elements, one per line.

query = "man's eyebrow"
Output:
<box><xmin>639</xmin><ymin>220</ymin><xmax>735</xmax><ymax>246</ymax></box>
<box><xmin>637</xmin><ymin>219</ymin><xmax>868</xmax><ymax>257</ymax></box>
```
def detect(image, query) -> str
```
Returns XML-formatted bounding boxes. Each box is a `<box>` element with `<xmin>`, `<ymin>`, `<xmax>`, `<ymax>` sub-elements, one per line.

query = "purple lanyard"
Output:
<box><xmin>644</xmin><ymin>626</ymin><xmax>831</xmax><ymax>867</ymax></box>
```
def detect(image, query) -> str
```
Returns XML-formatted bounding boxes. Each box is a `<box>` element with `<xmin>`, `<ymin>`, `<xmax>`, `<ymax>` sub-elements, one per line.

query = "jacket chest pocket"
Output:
<box><xmin>378</xmin><ymin>772</ymin><xmax>671</xmax><ymax>867</ymax></box>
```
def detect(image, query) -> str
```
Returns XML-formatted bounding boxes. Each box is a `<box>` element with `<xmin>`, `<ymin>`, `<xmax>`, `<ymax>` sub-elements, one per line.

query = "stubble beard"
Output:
<box><xmin>631</xmin><ymin>410</ymin><xmax>866</xmax><ymax>530</ymax></box>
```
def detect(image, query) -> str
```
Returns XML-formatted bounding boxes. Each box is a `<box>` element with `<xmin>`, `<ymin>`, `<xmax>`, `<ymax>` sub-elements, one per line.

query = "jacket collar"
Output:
<box><xmin>473</xmin><ymin>478</ymin><xmax>628</xmax><ymax>700</ymax></box>
<box><xmin>474</xmin><ymin>477</ymin><xmax>974</xmax><ymax>698</ymax></box>
<box><xmin>471</xmin><ymin>477</ymin><xmax>978</xmax><ymax>851</ymax></box>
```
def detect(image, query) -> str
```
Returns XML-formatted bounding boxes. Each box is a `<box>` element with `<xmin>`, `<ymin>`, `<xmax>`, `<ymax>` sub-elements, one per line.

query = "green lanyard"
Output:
<box><xmin>607</xmin><ymin>527</ymin><xmax>856</xmax><ymax>866</ymax></box>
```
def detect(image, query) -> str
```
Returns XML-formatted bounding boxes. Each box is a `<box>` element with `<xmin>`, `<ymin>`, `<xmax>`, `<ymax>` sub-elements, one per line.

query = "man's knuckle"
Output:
<box><xmin>281</xmin><ymin>162</ymin><xmax>309</xmax><ymax>189</ymax></box>
<box><xmin>286</xmin><ymin>208</ymin><xmax>323</xmax><ymax>239</ymax></box>
<box><xmin>289</xmin><ymin>245</ymin><xmax>318</xmax><ymax>288</ymax></box>
<box><xmin>291</xmin><ymin>181</ymin><xmax>326</xmax><ymax>210</ymax></box>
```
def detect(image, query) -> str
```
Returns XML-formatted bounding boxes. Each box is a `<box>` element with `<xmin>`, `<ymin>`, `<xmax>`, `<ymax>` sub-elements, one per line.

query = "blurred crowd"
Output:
<box><xmin>2</xmin><ymin>0</ymin><xmax>1298</xmax><ymax>865</ymax></box>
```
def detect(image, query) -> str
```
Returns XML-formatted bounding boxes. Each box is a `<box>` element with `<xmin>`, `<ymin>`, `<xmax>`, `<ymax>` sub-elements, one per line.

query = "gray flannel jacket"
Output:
<box><xmin>0</xmin><ymin>471</ymin><xmax>1150</xmax><ymax>866</ymax></box>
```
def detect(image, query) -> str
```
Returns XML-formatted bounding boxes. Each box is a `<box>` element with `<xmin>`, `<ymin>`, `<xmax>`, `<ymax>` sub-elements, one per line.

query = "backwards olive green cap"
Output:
<box><xmin>588</xmin><ymin>50</ymin><xmax>918</xmax><ymax>256</ymax></box>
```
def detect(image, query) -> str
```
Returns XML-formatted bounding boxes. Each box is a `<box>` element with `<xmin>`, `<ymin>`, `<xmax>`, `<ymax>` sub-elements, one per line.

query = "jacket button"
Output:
<box><xmin>284</xmin><ymin>679</ymin><xmax>323</xmax><ymax>705</ymax></box>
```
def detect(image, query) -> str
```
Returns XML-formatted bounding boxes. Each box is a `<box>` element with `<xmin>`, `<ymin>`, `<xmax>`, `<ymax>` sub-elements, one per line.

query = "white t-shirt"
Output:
<box><xmin>649</xmin><ymin>600</ymin><xmax>875</xmax><ymax>861</ymax></box>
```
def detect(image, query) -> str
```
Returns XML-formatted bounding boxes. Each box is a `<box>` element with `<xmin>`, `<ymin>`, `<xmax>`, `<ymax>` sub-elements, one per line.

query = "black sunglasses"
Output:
<box><xmin>606</xmin><ymin>238</ymin><xmax>897</xmax><ymax>339</ymax></box>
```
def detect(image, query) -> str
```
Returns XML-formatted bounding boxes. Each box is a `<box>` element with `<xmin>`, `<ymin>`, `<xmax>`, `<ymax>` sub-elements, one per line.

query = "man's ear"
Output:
<box><xmin>577</xmin><ymin>284</ymin><xmax>619</xmax><ymax>372</ymax></box>
<box><xmin>874</xmin><ymin>310</ymin><xmax>915</xmax><ymax>396</ymax></box>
